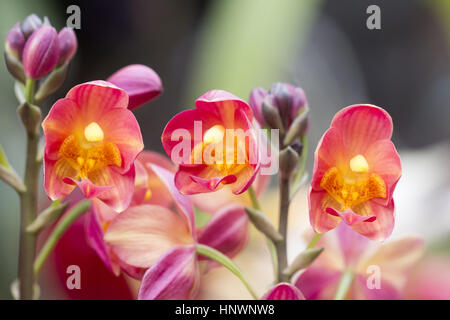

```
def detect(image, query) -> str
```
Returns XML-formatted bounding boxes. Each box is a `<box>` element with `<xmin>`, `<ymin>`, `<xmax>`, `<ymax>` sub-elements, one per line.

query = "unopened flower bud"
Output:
<box><xmin>271</xmin><ymin>82</ymin><xmax>292</xmax><ymax>125</ymax></box>
<box><xmin>22</xmin><ymin>26</ymin><xmax>59</xmax><ymax>79</ymax></box>
<box><xmin>21</xmin><ymin>14</ymin><xmax>42</xmax><ymax>39</ymax></box>
<box><xmin>279</xmin><ymin>146</ymin><xmax>299</xmax><ymax>178</ymax></box>
<box><xmin>283</xmin><ymin>105</ymin><xmax>309</xmax><ymax>146</ymax></box>
<box><xmin>4</xmin><ymin>51</ymin><xmax>26</xmax><ymax>83</ymax></box>
<box><xmin>249</xmin><ymin>82</ymin><xmax>308</xmax><ymax>134</ymax></box>
<box><xmin>262</xmin><ymin>96</ymin><xmax>284</xmax><ymax>134</ymax></box>
<box><xmin>5</xmin><ymin>23</ymin><xmax>25</xmax><ymax>60</ymax></box>
<box><xmin>18</xmin><ymin>102</ymin><xmax>42</xmax><ymax>135</ymax></box>
<box><xmin>107</xmin><ymin>64</ymin><xmax>163</xmax><ymax>110</ymax></box>
<box><xmin>245</xmin><ymin>207</ymin><xmax>282</xmax><ymax>243</ymax></box>
<box><xmin>249</xmin><ymin>87</ymin><xmax>267</xmax><ymax>125</ymax></box>
<box><xmin>57</xmin><ymin>27</ymin><xmax>77</xmax><ymax>66</ymax></box>
<box><xmin>283</xmin><ymin>247</ymin><xmax>324</xmax><ymax>278</ymax></box>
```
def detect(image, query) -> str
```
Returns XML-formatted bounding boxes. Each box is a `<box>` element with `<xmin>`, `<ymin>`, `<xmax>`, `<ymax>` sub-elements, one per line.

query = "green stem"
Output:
<box><xmin>306</xmin><ymin>233</ymin><xmax>323</xmax><ymax>249</ymax></box>
<box><xmin>247</xmin><ymin>186</ymin><xmax>278</xmax><ymax>283</ymax></box>
<box><xmin>195</xmin><ymin>244</ymin><xmax>259</xmax><ymax>300</ymax></box>
<box><xmin>17</xmin><ymin>78</ymin><xmax>38</xmax><ymax>299</ymax></box>
<box><xmin>275</xmin><ymin>172</ymin><xmax>290</xmax><ymax>283</ymax></box>
<box><xmin>25</xmin><ymin>78</ymin><xmax>35</xmax><ymax>104</ymax></box>
<box><xmin>34</xmin><ymin>200</ymin><xmax>91</xmax><ymax>277</ymax></box>
<box><xmin>247</xmin><ymin>186</ymin><xmax>261</xmax><ymax>211</ymax></box>
<box><xmin>334</xmin><ymin>269</ymin><xmax>354</xmax><ymax>300</ymax></box>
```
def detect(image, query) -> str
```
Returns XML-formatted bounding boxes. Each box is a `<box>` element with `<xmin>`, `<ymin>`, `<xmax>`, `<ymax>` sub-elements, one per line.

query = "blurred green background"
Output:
<box><xmin>0</xmin><ymin>0</ymin><xmax>449</xmax><ymax>299</ymax></box>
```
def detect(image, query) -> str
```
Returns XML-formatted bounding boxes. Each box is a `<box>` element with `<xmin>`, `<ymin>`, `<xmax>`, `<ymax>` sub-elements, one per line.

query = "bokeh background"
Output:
<box><xmin>0</xmin><ymin>0</ymin><xmax>449</xmax><ymax>299</ymax></box>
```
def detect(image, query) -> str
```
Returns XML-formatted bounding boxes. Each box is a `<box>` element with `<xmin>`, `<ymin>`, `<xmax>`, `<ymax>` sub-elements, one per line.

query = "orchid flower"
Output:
<box><xmin>42</xmin><ymin>81</ymin><xmax>144</xmax><ymax>212</ymax></box>
<box><xmin>95</xmin><ymin>163</ymin><xmax>248</xmax><ymax>299</ymax></box>
<box><xmin>294</xmin><ymin>223</ymin><xmax>424</xmax><ymax>299</ymax></box>
<box><xmin>309</xmin><ymin>104</ymin><xmax>401</xmax><ymax>240</ymax></box>
<box><xmin>161</xmin><ymin>90</ymin><xmax>260</xmax><ymax>195</ymax></box>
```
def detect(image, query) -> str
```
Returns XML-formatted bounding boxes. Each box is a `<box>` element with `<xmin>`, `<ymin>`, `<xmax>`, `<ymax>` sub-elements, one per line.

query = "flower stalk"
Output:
<box><xmin>33</xmin><ymin>199</ymin><xmax>90</xmax><ymax>277</ymax></box>
<box><xmin>17</xmin><ymin>77</ymin><xmax>41</xmax><ymax>299</ymax></box>
<box><xmin>275</xmin><ymin>169</ymin><xmax>290</xmax><ymax>283</ymax></box>
<box><xmin>195</xmin><ymin>244</ymin><xmax>259</xmax><ymax>300</ymax></box>
<box><xmin>333</xmin><ymin>268</ymin><xmax>354</xmax><ymax>300</ymax></box>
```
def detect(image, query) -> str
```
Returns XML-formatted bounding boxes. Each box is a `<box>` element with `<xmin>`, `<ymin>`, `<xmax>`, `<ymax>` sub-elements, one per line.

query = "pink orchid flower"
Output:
<box><xmin>42</xmin><ymin>81</ymin><xmax>144</xmax><ymax>212</ymax></box>
<box><xmin>161</xmin><ymin>90</ymin><xmax>260</xmax><ymax>195</ymax></box>
<box><xmin>97</xmin><ymin>164</ymin><xmax>248</xmax><ymax>299</ymax></box>
<box><xmin>310</xmin><ymin>104</ymin><xmax>401</xmax><ymax>241</ymax></box>
<box><xmin>294</xmin><ymin>223</ymin><xmax>424</xmax><ymax>299</ymax></box>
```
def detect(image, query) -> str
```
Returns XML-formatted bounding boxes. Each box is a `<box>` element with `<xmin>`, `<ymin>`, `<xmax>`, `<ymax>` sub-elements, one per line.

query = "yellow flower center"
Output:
<box><xmin>320</xmin><ymin>155</ymin><xmax>386</xmax><ymax>210</ymax></box>
<box><xmin>58</xmin><ymin>123</ymin><xmax>122</xmax><ymax>179</ymax></box>
<box><xmin>190</xmin><ymin>124</ymin><xmax>248</xmax><ymax>176</ymax></box>
<box><xmin>84</xmin><ymin>122</ymin><xmax>104</xmax><ymax>142</ymax></box>
<box><xmin>349</xmin><ymin>154</ymin><xmax>369</xmax><ymax>173</ymax></box>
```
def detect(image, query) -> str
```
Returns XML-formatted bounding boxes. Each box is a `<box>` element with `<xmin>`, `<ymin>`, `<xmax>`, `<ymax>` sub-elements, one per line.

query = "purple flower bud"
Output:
<box><xmin>291</xmin><ymin>86</ymin><xmax>307</xmax><ymax>119</ymax></box>
<box><xmin>249</xmin><ymin>87</ymin><xmax>268</xmax><ymax>125</ymax></box>
<box><xmin>5</xmin><ymin>23</ymin><xmax>25</xmax><ymax>60</ymax></box>
<box><xmin>107</xmin><ymin>64</ymin><xmax>163</xmax><ymax>110</ymax></box>
<box><xmin>250</xmin><ymin>82</ymin><xmax>308</xmax><ymax>133</ymax></box>
<box><xmin>21</xmin><ymin>14</ymin><xmax>42</xmax><ymax>39</ymax></box>
<box><xmin>22</xmin><ymin>26</ymin><xmax>60</xmax><ymax>79</ymax></box>
<box><xmin>271</xmin><ymin>82</ymin><xmax>293</xmax><ymax>126</ymax></box>
<box><xmin>57</xmin><ymin>27</ymin><xmax>77</xmax><ymax>66</ymax></box>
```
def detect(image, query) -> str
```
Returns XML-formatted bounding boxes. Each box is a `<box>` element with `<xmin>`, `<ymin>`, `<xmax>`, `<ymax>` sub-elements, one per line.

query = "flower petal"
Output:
<box><xmin>87</xmin><ymin>165</ymin><xmax>135</xmax><ymax>213</ymax></box>
<box><xmin>350</xmin><ymin>274</ymin><xmax>402</xmax><ymax>300</ymax></box>
<box><xmin>310</xmin><ymin>127</ymin><xmax>346</xmax><ymax>190</ymax></box>
<box><xmin>358</xmin><ymin>236</ymin><xmax>424</xmax><ymax>289</ymax></box>
<box><xmin>262</xmin><ymin>283</ymin><xmax>305</xmax><ymax>300</ymax></box>
<box><xmin>330</xmin><ymin>104</ymin><xmax>393</xmax><ymax>155</ymax></box>
<box><xmin>150</xmin><ymin>164</ymin><xmax>195</xmax><ymax>235</ymax></box>
<box><xmin>195</xmin><ymin>89</ymin><xmax>253</xmax><ymax>124</ymax></box>
<box><xmin>294</xmin><ymin>267</ymin><xmax>341</xmax><ymax>300</ymax></box>
<box><xmin>365</xmin><ymin>139</ymin><xmax>401</xmax><ymax>204</ymax></box>
<box><xmin>42</xmin><ymin>97</ymin><xmax>83</xmax><ymax>160</ymax></box>
<box><xmin>138</xmin><ymin>246</ymin><xmax>199</xmax><ymax>300</ymax></box>
<box><xmin>308</xmin><ymin>188</ymin><xmax>341</xmax><ymax>234</ymax></box>
<box><xmin>104</xmin><ymin>205</ymin><xmax>194</xmax><ymax>268</ymax></box>
<box><xmin>84</xmin><ymin>199</ymin><xmax>119</xmax><ymax>275</ymax></box>
<box><xmin>161</xmin><ymin>109</ymin><xmax>218</xmax><ymax>165</ymax></box>
<box><xmin>350</xmin><ymin>198</ymin><xmax>396</xmax><ymax>241</ymax></box>
<box><xmin>66</xmin><ymin>81</ymin><xmax>129</xmax><ymax>117</ymax></box>
<box><xmin>198</xmin><ymin>205</ymin><xmax>248</xmax><ymax>259</ymax></box>
<box><xmin>98</xmin><ymin>108</ymin><xmax>144</xmax><ymax>174</ymax></box>
<box><xmin>334</xmin><ymin>223</ymin><xmax>371</xmax><ymax>267</ymax></box>
<box><xmin>107</xmin><ymin>64</ymin><xmax>162</xmax><ymax>110</ymax></box>
<box><xmin>43</xmin><ymin>158</ymin><xmax>77</xmax><ymax>200</ymax></box>
<box><xmin>63</xmin><ymin>177</ymin><xmax>112</xmax><ymax>199</ymax></box>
